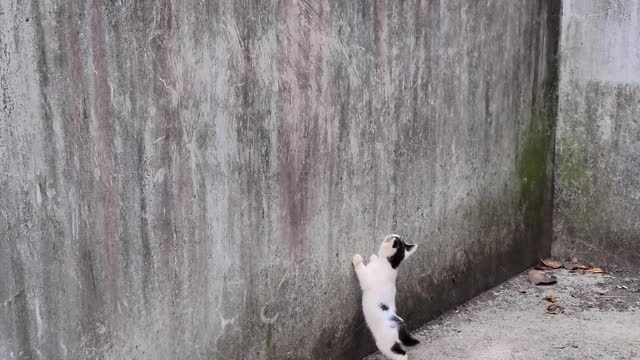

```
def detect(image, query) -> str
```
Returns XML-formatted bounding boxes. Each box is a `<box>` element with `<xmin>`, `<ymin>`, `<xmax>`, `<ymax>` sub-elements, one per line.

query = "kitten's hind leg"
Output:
<box><xmin>391</xmin><ymin>315</ymin><xmax>419</xmax><ymax>347</ymax></box>
<box><xmin>380</xmin><ymin>342</ymin><xmax>407</xmax><ymax>360</ymax></box>
<box><xmin>398</xmin><ymin>325</ymin><xmax>420</xmax><ymax>347</ymax></box>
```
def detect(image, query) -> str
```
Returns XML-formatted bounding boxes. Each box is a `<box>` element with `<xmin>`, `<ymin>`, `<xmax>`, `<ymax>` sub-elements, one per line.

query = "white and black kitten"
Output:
<box><xmin>352</xmin><ymin>234</ymin><xmax>419</xmax><ymax>360</ymax></box>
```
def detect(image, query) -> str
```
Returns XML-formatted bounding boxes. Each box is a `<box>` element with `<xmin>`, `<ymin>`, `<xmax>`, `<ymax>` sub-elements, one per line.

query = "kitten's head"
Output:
<box><xmin>379</xmin><ymin>234</ymin><xmax>418</xmax><ymax>269</ymax></box>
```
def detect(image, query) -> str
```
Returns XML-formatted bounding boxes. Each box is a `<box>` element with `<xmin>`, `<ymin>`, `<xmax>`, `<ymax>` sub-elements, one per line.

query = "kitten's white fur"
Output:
<box><xmin>352</xmin><ymin>234</ymin><xmax>418</xmax><ymax>360</ymax></box>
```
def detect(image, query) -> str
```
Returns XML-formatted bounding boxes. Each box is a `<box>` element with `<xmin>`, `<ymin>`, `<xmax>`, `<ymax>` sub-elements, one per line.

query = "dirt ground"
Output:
<box><xmin>365</xmin><ymin>266</ymin><xmax>640</xmax><ymax>360</ymax></box>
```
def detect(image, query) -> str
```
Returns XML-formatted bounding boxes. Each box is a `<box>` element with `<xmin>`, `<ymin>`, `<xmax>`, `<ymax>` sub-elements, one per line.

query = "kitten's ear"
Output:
<box><xmin>404</xmin><ymin>243</ymin><xmax>418</xmax><ymax>258</ymax></box>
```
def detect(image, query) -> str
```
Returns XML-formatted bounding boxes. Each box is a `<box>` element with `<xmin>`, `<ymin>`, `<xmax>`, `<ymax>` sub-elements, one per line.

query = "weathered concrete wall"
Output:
<box><xmin>554</xmin><ymin>0</ymin><xmax>640</xmax><ymax>267</ymax></box>
<box><xmin>0</xmin><ymin>1</ymin><xmax>559</xmax><ymax>359</ymax></box>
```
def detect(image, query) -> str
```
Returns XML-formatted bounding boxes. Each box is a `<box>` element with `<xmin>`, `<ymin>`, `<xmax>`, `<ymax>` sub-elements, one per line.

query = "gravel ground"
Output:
<box><xmin>365</xmin><ymin>267</ymin><xmax>640</xmax><ymax>360</ymax></box>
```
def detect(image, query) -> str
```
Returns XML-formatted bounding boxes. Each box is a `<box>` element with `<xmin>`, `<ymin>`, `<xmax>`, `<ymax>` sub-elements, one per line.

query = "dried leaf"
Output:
<box><xmin>571</xmin><ymin>257</ymin><xmax>578</xmax><ymax>264</ymax></box>
<box><xmin>534</xmin><ymin>263</ymin><xmax>553</xmax><ymax>271</ymax></box>
<box><xmin>544</xmin><ymin>294</ymin><xmax>557</xmax><ymax>303</ymax></box>
<box><xmin>547</xmin><ymin>304</ymin><xmax>564</xmax><ymax>315</ymax></box>
<box><xmin>541</xmin><ymin>258</ymin><xmax>562</xmax><ymax>269</ymax></box>
<box><xmin>562</xmin><ymin>261</ymin><xmax>580</xmax><ymax>270</ymax></box>
<box><xmin>585</xmin><ymin>267</ymin><xmax>605</xmax><ymax>274</ymax></box>
<box><xmin>528</xmin><ymin>270</ymin><xmax>558</xmax><ymax>285</ymax></box>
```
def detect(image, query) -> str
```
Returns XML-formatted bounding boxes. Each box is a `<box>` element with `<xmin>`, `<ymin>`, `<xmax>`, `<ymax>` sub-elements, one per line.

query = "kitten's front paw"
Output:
<box><xmin>352</xmin><ymin>254</ymin><xmax>363</xmax><ymax>267</ymax></box>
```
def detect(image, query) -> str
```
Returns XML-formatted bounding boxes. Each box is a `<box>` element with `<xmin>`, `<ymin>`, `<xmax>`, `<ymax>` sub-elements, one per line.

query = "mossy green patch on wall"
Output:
<box><xmin>555</xmin><ymin>140</ymin><xmax>589</xmax><ymax>195</ymax></box>
<box><xmin>518</xmin><ymin>100</ymin><xmax>553</xmax><ymax>227</ymax></box>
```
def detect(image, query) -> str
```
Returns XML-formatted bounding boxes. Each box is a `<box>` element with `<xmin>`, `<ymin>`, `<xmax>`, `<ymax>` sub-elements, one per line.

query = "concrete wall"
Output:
<box><xmin>0</xmin><ymin>1</ymin><xmax>559</xmax><ymax>359</ymax></box>
<box><xmin>554</xmin><ymin>0</ymin><xmax>640</xmax><ymax>267</ymax></box>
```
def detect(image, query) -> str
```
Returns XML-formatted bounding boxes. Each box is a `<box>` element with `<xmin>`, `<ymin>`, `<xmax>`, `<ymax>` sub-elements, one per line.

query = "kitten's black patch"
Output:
<box><xmin>390</xmin><ymin>342</ymin><xmax>406</xmax><ymax>355</ymax></box>
<box><xmin>387</xmin><ymin>240</ymin><xmax>405</xmax><ymax>269</ymax></box>
<box><xmin>399</xmin><ymin>325</ymin><xmax>420</xmax><ymax>347</ymax></box>
<box><xmin>387</xmin><ymin>236</ymin><xmax>416</xmax><ymax>269</ymax></box>
<box><xmin>380</xmin><ymin>303</ymin><xmax>389</xmax><ymax>311</ymax></box>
